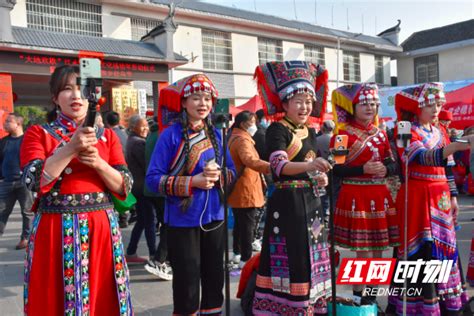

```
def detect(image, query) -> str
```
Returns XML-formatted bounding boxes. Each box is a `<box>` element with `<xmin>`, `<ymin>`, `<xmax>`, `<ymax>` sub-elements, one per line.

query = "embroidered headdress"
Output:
<box><xmin>158</xmin><ymin>74</ymin><xmax>218</xmax><ymax>131</ymax></box>
<box><xmin>254</xmin><ymin>60</ymin><xmax>328</xmax><ymax>121</ymax></box>
<box><xmin>395</xmin><ymin>82</ymin><xmax>446</xmax><ymax>120</ymax></box>
<box><xmin>332</xmin><ymin>83</ymin><xmax>380</xmax><ymax>133</ymax></box>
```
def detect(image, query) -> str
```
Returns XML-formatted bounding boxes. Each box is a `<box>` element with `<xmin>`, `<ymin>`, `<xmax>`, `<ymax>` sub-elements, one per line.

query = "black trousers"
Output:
<box><xmin>232</xmin><ymin>207</ymin><xmax>258</xmax><ymax>261</ymax></box>
<box><xmin>152</xmin><ymin>197</ymin><xmax>168</xmax><ymax>263</ymax></box>
<box><xmin>168</xmin><ymin>221</ymin><xmax>225</xmax><ymax>315</ymax></box>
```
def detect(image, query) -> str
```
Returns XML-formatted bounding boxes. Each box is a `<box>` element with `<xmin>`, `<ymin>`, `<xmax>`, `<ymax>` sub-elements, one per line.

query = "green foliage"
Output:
<box><xmin>14</xmin><ymin>106</ymin><xmax>48</xmax><ymax>127</ymax></box>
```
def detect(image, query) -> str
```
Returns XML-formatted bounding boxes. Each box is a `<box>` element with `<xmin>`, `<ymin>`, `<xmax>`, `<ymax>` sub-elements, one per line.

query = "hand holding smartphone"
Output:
<box><xmin>396</xmin><ymin>121</ymin><xmax>412</xmax><ymax>148</ymax></box>
<box><xmin>332</xmin><ymin>134</ymin><xmax>349</xmax><ymax>165</ymax></box>
<box><xmin>79</xmin><ymin>58</ymin><xmax>102</xmax><ymax>127</ymax></box>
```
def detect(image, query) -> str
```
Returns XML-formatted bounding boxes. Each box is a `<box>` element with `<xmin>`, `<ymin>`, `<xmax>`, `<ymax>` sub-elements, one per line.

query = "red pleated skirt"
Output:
<box><xmin>24</xmin><ymin>210</ymin><xmax>132</xmax><ymax>316</ymax></box>
<box><xmin>334</xmin><ymin>182</ymin><xmax>399</xmax><ymax>250</ymax></box>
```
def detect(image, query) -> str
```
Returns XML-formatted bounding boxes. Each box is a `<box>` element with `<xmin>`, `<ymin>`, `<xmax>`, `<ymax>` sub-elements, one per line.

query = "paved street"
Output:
<box><xmin>1</xmin><ymin>195</ymin><xmax>474</xmax><ymax>315</ymax></box>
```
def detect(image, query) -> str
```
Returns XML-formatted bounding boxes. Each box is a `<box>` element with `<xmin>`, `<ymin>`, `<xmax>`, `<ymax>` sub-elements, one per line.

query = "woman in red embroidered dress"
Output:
<box><xmin>331</xmin><ymin>83</ymin><xmax>399</xmax><ymax>303</ymax></box>
<box><xmin>386</xmin><ymin>82</ymin><xmax>470</xmax><ymax>315</ymax></box>
<box><xmin>20</xmin><ymin>65</ymin><xmax>133</xmax><ymax>316</ymax></box>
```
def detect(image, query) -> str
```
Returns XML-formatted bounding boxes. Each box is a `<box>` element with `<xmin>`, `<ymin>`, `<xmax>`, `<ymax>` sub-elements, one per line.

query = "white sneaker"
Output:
<box><xmin>231</xmin><ymin>254</ymin><xmax>241</xmax><ymax>264</ymax></box>
<box><xmin>238</xmin><ymin>260</ymin><xmax>247</xmax><ymax>269</ymax></box>
<box><xmin>144</xmin><ymin>260</ymin><xmax>173</xmax><ymax>281</ymax></box>
<box><xmin>252</xmin><ymin>239</ymin><xmax>262</xmax><ymax>252</ymax></box>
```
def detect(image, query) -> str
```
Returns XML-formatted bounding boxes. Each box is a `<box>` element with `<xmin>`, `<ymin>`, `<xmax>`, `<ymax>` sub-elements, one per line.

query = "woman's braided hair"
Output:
<box><xmin>179</xmin><ymin>100</ymin><xmax>221</xmax><ymax>210</ymax></box>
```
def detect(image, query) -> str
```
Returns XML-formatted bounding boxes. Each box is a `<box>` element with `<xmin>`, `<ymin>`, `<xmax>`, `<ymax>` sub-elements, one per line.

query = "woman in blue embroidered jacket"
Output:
<box><xmin>20</xmin><ymin>65</ymin><xmax>133</xmax><ymax>316</ymax></box>
<box><xmin>252</xmin><ymin>61</ymin><xmax>333</xmax><ymax>315</ymax></box>
<box><xmin>146</xmin><ymin>74</ymin><xmax>235</xmax><ymax>315</ymax></box>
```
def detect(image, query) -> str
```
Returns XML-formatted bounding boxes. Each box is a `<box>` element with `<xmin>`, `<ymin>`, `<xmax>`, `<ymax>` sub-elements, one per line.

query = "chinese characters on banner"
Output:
<box><xmin>18</xmin><ymin>53</ymin><xmax>158</xmax><ymax>79</ymax></box>
<box><xmin>137</xmin><ymin>89</ymin><xmax>147</xmax><ymax>117</ymax></box>
<box><xmin>112</xmin><ymin>88</ymin><xmax>141</xmax><ymax>127</ymax></box>
<box><xmin>0</xmin><ymin>74</ymin><xmax>14</xmax><ymax>138</ymax></box>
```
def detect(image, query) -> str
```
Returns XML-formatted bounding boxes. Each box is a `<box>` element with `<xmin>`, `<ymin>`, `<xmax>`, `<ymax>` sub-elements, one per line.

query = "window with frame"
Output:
<box><xmin>131</xmin><ymin>17</ymin><xmax>161</xmax><ymax>41</ymax></box>
<box><xmin>26</xmin><ymin>0</ymin><xmax>102</xmax><ymax>37</ymax></box>
<box><xmin>202</xmin><ymin>30</ymin><xmax>233</xmax><ymax>70</ymax></box>
<box><xmin>304</xmin><ymin>45</ymin><xmax>325</xmax><ymax>67</ymax></box>
<box><xmin>375</xmin><ymin>55</ymin><xmax>384</xmax><ymax>84</ymax></box>
<box><xmin>343</xmin><ymin>51</ymin><xmax>361</xmax><ymax>82</ymax></box>
<box><xmin>414</xmin><ymin>55</ymin><xmax>439</xmax><ymax>83</ymax></box>
<box><xmin>258</xmin><ymin>38</ymin><xmax>283</xmax><ymax>64</ymax></box>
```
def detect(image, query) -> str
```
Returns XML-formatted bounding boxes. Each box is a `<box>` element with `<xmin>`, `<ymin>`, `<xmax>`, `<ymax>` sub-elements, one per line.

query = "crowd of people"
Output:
<box><xmin>1</xmin><ymin>60</ymin><xmax>474</xmax><ymax>315</ymax></box>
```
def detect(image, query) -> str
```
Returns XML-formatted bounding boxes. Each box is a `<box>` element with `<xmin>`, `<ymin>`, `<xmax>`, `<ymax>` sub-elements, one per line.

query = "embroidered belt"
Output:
<box><xmin>274</xmin><ymin>180</ymin><xmax>312</xmax><ymax>189</ymax></box>
<box><xmin>37</xmin><ymin>191</ymin><xmax>114</xmax><ymax>213</ymax></box>
<box><xmin>342</xmin><ymin>178</ymin><xmax>387</xmax><ymax>185</ymax></box>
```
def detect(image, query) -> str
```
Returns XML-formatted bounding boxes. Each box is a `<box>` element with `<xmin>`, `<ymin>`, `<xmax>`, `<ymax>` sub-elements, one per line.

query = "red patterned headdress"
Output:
<box><xmin>395</xmin><ymin>82</ymin><xmax>446</xmax><ymax>120</ymax></box>
<box><xmin>331</xmin><ymin>83</ymin><xmax>380</xmax><ymax>133</ymax></box>
<box><xmin>158</xmin><ymin>74</ymin><xmax>218</xmax><ymax>131</ymax></box>
<box><xmin>254</xmin><ymin>60</ymin><xmax>328</xmax><ymax>122</ymax></box>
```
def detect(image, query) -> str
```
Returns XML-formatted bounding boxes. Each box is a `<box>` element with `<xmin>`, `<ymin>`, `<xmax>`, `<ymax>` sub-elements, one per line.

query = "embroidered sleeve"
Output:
<box><xmin>445</xmin><ymin>165</ymin><xmax>458</xmax><ymax>197</ymax></box>
<box><xmin>20</xmin><ymin>125</ymin><xmax>61</xmax><ymax>193</ymax></box>
<box><xmin>266</xmin><ymin>123</ymin><xmax>291</xmax><ymax>178</ymax></box>
<box><xmin>414</xmin><ymin>148</ymin><xmax>446</xmax><ymax>166</ymax></box>
<box><xmin>112</xmin><ymin>164</ymin><xmax>133</xmax><ymax>197</ymax></box>
<box><xmin>158</xmin><ymin>175</ymin><xmax>193</xmax><ymax>197</ymax></box>
<box><xmin>21</xmin><ymin>159</ymin><xmax>44</xmax><ymax>192</ymax></box>
<box><xmin>269</xmin><ymin>150</ymin><xmax>289</xmax><ymax>178</ymax></box>
<box><xmin>146</xmin><ymin>126</ymin><xmax>194</xmax><ymax>197</ymax></box>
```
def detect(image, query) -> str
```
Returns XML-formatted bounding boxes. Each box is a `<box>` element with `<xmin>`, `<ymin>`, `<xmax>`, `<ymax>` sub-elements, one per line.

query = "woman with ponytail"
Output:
<box><xmin>146</xmin><ymin>74</ymin><xmax>236</xmax><ymax>315</ymax></box>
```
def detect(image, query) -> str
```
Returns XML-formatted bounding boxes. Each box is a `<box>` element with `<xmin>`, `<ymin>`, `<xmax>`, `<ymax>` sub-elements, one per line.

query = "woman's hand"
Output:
<box><xmin>203</xmin><ymin>163</ymin><xmax>221</xmax><ymax>179</ymax></box>
<box><xmin>451</xmin><ymin>196</ymin><xmax>459</xmax><ymax>227</ymax></box>
<box><xmin>315</xmin><ymin>172</ymin><xmax>328</xmax><ymax>187</ymax></box>
<box><xmin>67</xmin><ymin>127</ymin><xmax>98</xmax><ymax>154</ymax></box>
<box><xmin>307</xmin><ymin>157</ymin><xmax>332</xmax><ymax>173</ymax></box>
<box><xmin>363</xmin><ymin>160</ymin><xmax>386</xmax><ymax>175</ymax></box>
<box><xmin>192</xmin><ymin>172</ymin><xmax>219</xmax><ymax>190</ymax></box>
<box><xmin>77</xmin><ymin>146</ymin><xmax>105</xmax><ymax>170</ymax></box>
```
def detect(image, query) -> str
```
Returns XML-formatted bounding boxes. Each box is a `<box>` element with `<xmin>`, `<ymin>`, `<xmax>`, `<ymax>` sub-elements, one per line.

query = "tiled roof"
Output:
<box><xmin>151</xmin><ymin>0</ymin><xmax>399</xmax><ymax>49</ymax></box>
<box><xmin>1</xmin><ymin>27</ymin><xmax>186</xmax><ymax>61</ymax></box>
<box><xmin>402</xmin><ymin>19</ymin><xmax>474</xmax><ymax>51</ymax></box>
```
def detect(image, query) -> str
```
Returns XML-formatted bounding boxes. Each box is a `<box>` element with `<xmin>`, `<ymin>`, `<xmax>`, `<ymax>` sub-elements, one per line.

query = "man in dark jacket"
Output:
<box><xmin>143</xmin><ymin>116</ymin><xmax>172</xmax><ymax>280</ymax></box>
<box><xmin>105</xmin><ymin>111</ymin><xmax>128</xmax><ymax>155</ymax></box>
<box><xmin>0</xmin><ymin>113</ymin><xmax>33</xmax><ymax>249</ymax></box>
<box><xmin>124</xmin><ymin>115</ymin><xmax>158</xmax><ymax>264</ymax></box>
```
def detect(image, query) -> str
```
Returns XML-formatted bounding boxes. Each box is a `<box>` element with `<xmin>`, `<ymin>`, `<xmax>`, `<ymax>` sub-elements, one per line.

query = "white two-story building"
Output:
<box><xmin>3</xmin><ymin>0</ymin><xmax>402</xmax><ymax>113</ymax></box>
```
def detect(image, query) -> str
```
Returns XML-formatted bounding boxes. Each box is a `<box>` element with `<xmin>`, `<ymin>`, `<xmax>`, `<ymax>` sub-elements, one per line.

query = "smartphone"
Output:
<box><xmin>79</xmin><ymin>58</ymin><xmax>102</xmax><ymax>100</ymax></box>
<box><xmin>396</xmin><ymin>121</ymin><xmax>412</xmax><ymax>148</ymax></box>
<box><xmin>212</xmin><ymin>99</ymin><xmax>230</xmax><ymax>129</ymax></box>
<box><xmin>333</xmin><ymin>134</ymin><xmax>349</xmax><ymax>165</ymax></box>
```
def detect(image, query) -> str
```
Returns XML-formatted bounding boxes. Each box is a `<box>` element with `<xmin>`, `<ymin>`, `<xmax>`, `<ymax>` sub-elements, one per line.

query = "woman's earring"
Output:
<box><xmin>55</xmin><ymin>105</ymin><xmax>60</xmax><ymax>115</ymax></box>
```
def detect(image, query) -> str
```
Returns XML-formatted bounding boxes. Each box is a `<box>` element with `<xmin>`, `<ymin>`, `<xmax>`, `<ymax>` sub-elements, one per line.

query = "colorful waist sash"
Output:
<box><xmin>38</xmin><ymin>191</ymin><xmax>114</xmax><ymax>213</ymax></box>
<box><xmin>342</xmin><ymin>178</ymin><xmax>387</xmax><ymax>185</ymax></box>
<box><xmin>274</xmin><ymin>180</ymin><xmax>312</xmax><ymax>189</ymax></box>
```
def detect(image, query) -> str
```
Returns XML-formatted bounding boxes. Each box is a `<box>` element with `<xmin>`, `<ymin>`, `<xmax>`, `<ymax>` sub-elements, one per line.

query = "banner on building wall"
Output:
<box><xmin>0</xmin><ymin>74</ymin><xmax>14</xmax><ymax>138</ymax></box>
<box><xmin>137</xmin><ymin>89</ymin><xmax>147</xmax><ymax>117</ymax></box>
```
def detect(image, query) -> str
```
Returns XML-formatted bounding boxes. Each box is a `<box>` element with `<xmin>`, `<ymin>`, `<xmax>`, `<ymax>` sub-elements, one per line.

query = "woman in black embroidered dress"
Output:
<box><xmin>252</xmin><ymin>60</ymin><xmax>332</xmax><ymax>315</ymax></box>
